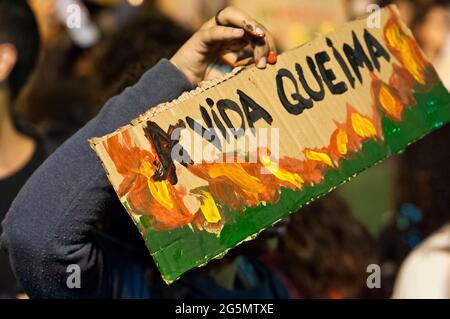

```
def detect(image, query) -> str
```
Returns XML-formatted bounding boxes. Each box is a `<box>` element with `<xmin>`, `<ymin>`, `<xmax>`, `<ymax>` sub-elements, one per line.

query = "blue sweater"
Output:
<box><xmin>1</xmin><ymin>60</ymin><xmax>288</xmax><ymax>299</ymax></box>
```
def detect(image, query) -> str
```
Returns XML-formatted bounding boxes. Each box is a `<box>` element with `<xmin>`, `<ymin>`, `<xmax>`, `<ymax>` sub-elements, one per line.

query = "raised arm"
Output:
<box><xmin>2</xmin><ymin>6</ymin><xmax>277</xmax><ymax>298</ymax></box>
<box><xmin>1</xmin><ymin>60</ymin><xmax>193</xmax><ymax>298</ymax></box>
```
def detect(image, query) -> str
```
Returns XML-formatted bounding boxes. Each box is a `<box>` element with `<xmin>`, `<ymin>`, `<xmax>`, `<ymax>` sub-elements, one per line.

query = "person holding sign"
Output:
<box><xmin>1</xmin><ymin>6</ymin><xmax>282</xmax><ymax>298</ymax></box>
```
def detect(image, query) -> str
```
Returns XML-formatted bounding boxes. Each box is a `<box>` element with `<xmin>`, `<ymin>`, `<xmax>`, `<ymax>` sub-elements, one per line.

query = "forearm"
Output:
<box><xmin>1</xmin><ymin>59</ymin><xmax>192</xmax><ymax>298</ymax></box>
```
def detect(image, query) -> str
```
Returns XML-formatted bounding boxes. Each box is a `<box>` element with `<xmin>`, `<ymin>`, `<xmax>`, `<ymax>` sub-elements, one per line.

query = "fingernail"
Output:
<box><xmin>256</xmin><ymin>56</ymin><xmax>267</xmax><ymax>69</ymax></box>
<box><xmin>254</xmin><ymin>27</ymin><xmax>265</xmax><ymax>37</ymax></box>
<box><xmin>267</xmin><ymin>52</ymin><xmax>277</xmax><ymax>64</ymax></box>
<box><xmin>244</xmin><ymin>22</ymin><xmax>254</xmax><ymax>32</ymax></box>
<box><xmin>233</xmin><ymin>28</ymin><xmax>245</xmax><ymax>36</ymax></box>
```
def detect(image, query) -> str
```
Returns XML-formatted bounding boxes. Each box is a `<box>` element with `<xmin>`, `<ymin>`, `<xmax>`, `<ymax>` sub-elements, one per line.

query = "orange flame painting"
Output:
<box><xmin>104</xmin><ymin>130</ymin><xmax>194</xmax><ymax>231</ymax></box>
<box><xmin>384</xmin><ymin>6</ymin><xmax>437</xmax><ymax>87</ymax></box>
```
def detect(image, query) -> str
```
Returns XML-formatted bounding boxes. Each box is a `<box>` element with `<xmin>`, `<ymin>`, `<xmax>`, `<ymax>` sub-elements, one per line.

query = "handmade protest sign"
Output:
<box><xmin>90</xmin><ymin>5</ymin><xmax>450</xmax><ymax>283</ymax></box>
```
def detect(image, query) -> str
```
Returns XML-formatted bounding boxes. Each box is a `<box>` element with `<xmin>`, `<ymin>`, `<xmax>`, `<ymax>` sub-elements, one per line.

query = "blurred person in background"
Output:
<box><xmin>17</xmin><ymin>0</ymin><xmax>104</xmax><ymax>143</ymax></box>
<box><xmin>378</xmin><ymin>0</ymin><xmax>416</xmax><ymax>26</ymax></box>
<box><xmin>379</xmin><ymin>0</ymin><xmax>450</xmax><ymax>88</ymax></box>
<box><xmin>346</xmin><ymin>0</ymin><xmax>381</xmax><ymax>19</ymax></box>
<box><xmin>17</xmin><ymin>0</ymin><xmax>191</xmax><ymax>143</ymax></box>
<box><xmin>277</xmin><ymin>192</ymin><xmax>377</xmax><ymax>298</ymax></box>
<box><xmin>155</xmin><ymin>0</ymin><xmax>227</xmax><ymax>32</ymax></box>
<box><xmin>411</xmin><ymin>0</ymin><xmax>450</xmax><ymax>89</ymax></box>
<box><xmin>0</xmin><ymin>0</ymin><xmax>56</xmax><ymax>299</ymax></box>
<box><xmin>15</xmin><ymin>36</ymin><xmax>95</xmax><ymax>144</ymax></box>
<box><xmin>413</xmin><ymin>0</ymin><xmax>449</xmax><ymax>48</ymax></box>
<box><xmin>392</xmin><ymin>227</ymin><xmax>450</xmax><ymax>298</ymax></box>
<box><xmin>379</xmin><ymin>125</ymin><xmax>450</xmax><ymax>298</ymax></box>
<box><xmin>16</xmin><ymin>0</ymin><xmax>185</xmax><ymax>145</ymax></box>
<box><xmin>89</xmin><ymin>3</ymin><xmax>191</xmax><ymax>108</ymax></box>
<box><xmin>375</xmin><ymin>0</ymin><xmax>450</xmax><ymax>298</ymax></box>
<box><xmin>1</xmin><ymin>6</ymin><xmax>285</xmax><ymax>299</ymax></box>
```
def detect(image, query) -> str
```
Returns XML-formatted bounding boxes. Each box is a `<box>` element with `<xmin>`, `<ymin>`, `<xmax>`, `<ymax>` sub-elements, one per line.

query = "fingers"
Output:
<box><xmin>214</xmin><ymin>6</ymin><xmax>265</xmax><ymax>38</ymax></box>
<box><xmin>253</xmin><ymin>39</ymin><xmax>269</xmax><ymax>69</ymax></box>
<box><xmin>200</xmin><ymin>6</ymin><xmax>278</xmax><ymax>69</ymax></box>
<box><xmin>220</xmin><ymin>47</ymin><xmax>254</xmax><ymax>68</ymax></box>
<box><xmin>251</xmin><ymin>24</ymin><xmax>277</xmax><ymax>69</ymax></box>
<box><xmin>216</xmin><ymin>7</ymin><xmax>277</xmax><ymax>68</ymax></box>
<box><xmin>266</xmin><ymin>34</ymin><xmax>278</xmax><ymax>64</ymax></box>
<box><xmin>198</xmin><ymin>25</ymin><xmax>245</xmax><ymax>45</ymax></box>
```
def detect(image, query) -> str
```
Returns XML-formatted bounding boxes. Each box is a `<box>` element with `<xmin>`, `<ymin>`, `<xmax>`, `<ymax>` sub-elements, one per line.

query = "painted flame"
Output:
<box><xmin>371</xmin><ymin>72</ymin><xmax>404</xmax><ymax>121</ymax></box>
<box><xmin>351</xmin><ymin>113</ymin><xmax>377</xmax><ymax>138</ymax></box>
<box><xmin>103</xmin><ymin>131</ymin><xmax>194</xmax><ymax>231</ymax></box>
<box><xmin>384</xmin><ymin>7</ymin><xmax>430</xmax><ymax>85</ymax></box>
<box><xmin>261</xmin><ymin>155</ymin><xmax>304</xmax><ymax>189</ymax></box>
<box><xmin>304</xmin><ymin>149</ymin><xmax>334</xmax><ymax>168</ymax></box>
<box><xmin>200</xmin><ymin>191</ymin><xmax>221</xmax><ymax>223</ymax></box>
<box><xmin>148</xmin><ymin>181</ymin><xmax>174</xmax><ymax>210</ymax></box>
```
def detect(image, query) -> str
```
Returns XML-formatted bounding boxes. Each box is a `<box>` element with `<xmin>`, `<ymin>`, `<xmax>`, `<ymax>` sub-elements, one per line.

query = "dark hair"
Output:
<box><xmin>396</xmin><ymin>125</ymin><xmax>450</xmax><ymax>237</ymax></box>
<box><xmin>378</xmin><ymin>124</ymin><xmax>450</xmax><ymax>292</ymax></box>
<box><xmin>91</xmin><ymin>10</ymin><xmax>191</xmax><ymax>109</ymax></box>
<box><xmin>279</xmin><ymin>192</ymin><xmax>376</xmax><ymax>298</ymax></box>
<box><xmin>0</xmin><ymin>0</ymin><xmax>40</xmax><ymax>100</ymax></box>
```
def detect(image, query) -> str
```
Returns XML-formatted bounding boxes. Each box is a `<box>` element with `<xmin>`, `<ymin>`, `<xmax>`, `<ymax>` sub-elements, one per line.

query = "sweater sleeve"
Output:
<box><xmin>1</xmin><ymin>59</ymin><xmax>193</xmax><ymax>298</ymax></box>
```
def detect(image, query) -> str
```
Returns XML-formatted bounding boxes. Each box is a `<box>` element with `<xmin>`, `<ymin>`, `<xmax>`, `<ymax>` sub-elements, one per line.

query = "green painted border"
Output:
<box><xmin>141</xmin><ymin>82</ymin><xmax>450</xmax><ymax>283</ymax></box>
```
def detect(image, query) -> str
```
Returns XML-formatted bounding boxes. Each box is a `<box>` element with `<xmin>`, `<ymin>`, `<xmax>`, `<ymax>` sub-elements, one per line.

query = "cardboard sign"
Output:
<box><xmin>90</xmin><ymin>5</ymin><xmax>450</xmax><ymax>283</ymax></box>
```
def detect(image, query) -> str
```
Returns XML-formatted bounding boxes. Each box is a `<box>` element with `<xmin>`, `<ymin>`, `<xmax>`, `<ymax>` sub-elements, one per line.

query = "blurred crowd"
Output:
<box><xmin>0</xmin><ymin>0</ymin><xmax>449</xmax><ymax>299</ymax></box>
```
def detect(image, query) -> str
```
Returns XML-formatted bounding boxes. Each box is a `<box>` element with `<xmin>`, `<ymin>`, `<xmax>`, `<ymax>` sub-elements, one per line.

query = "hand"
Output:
<box><xmin>170</xmin><ymin>6</ymin><xmax>277</xmax><ymax>86</ymax></box>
